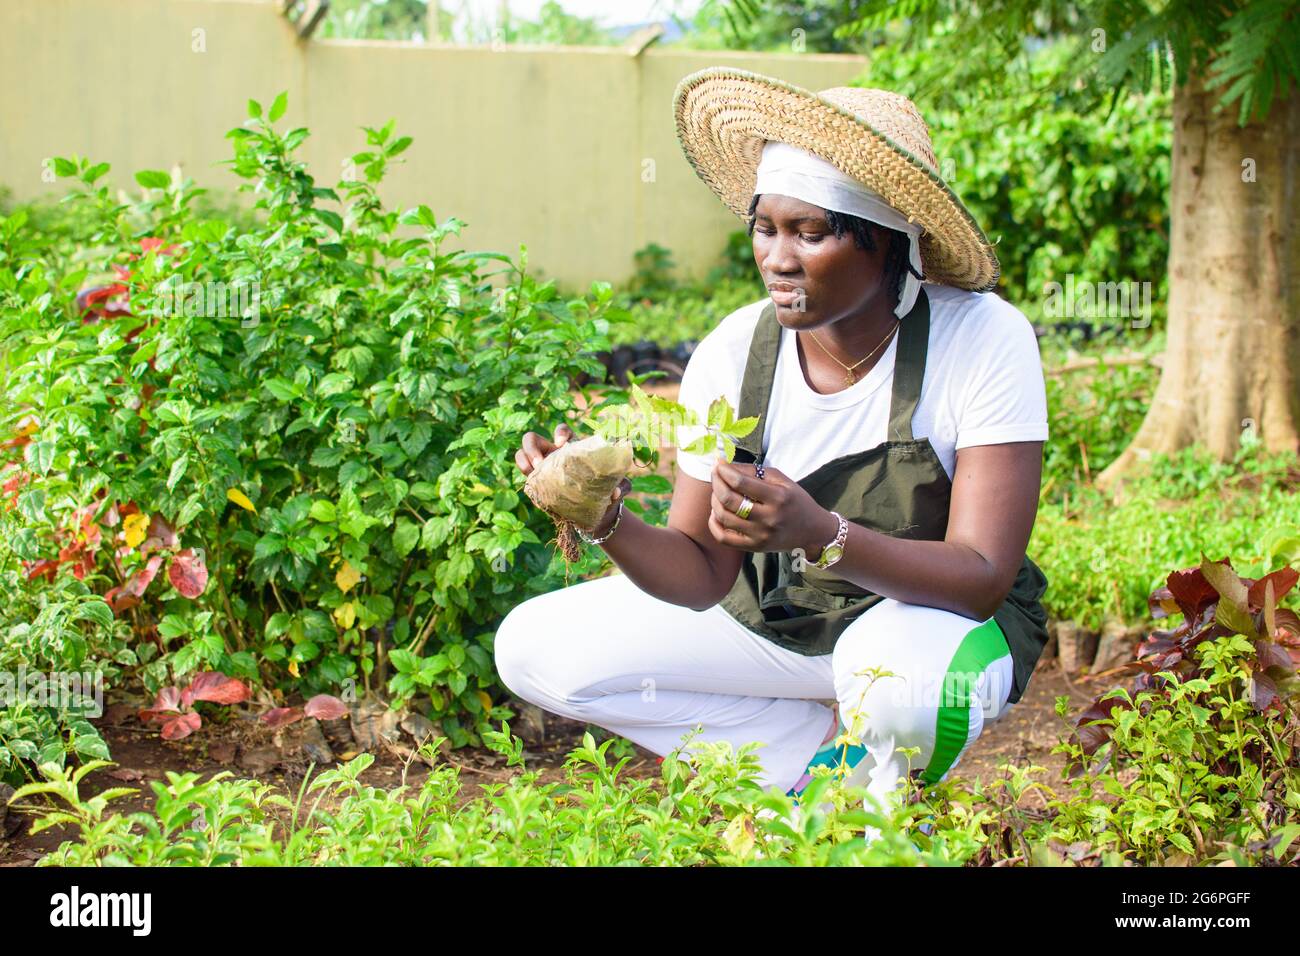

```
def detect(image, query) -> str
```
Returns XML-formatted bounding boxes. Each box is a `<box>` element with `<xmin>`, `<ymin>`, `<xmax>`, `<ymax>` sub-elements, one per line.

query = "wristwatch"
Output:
<box><xmin>806</xmin><ymin>511</ymin><xmax>848</xmax><ymax>570</ymax></box>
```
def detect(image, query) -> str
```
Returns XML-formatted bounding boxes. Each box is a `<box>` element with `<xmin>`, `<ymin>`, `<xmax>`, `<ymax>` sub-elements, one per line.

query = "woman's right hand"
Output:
<box><xmin>515</xmin><ymin>423</ymin><xmax>575</xmax><ymax>476</ymax></box>
<box><xmin>516</xmin><ymin>424</ymin><xmax>632</xmax><ymax>534</ymax></box>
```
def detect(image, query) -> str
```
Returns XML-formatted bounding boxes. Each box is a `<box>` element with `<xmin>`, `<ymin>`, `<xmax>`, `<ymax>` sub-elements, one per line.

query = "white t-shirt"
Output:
<box><xmin>673</xmin><ymin>283</ymin><xmax>1049</xmax><ymax>485</ymax></box>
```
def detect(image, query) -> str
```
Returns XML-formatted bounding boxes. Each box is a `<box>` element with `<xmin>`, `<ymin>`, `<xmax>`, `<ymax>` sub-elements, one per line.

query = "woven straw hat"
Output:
<box><xmin>672</xmin><ymin>66</ymin><xmax>1000</xmax><ymax>292</ymax></box>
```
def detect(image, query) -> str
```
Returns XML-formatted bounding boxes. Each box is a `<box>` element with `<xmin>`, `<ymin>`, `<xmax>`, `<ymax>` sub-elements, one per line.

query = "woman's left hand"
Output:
<box><xmin>708</xmin><ymin>459</ymin><xmax>837</xmax><ymax>555</ymax></box>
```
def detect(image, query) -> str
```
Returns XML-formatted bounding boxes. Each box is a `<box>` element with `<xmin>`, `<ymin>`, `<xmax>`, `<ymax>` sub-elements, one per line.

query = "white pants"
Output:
<box><xmin>494</xmin><ymin>571</ymin><xmax>1014</xmax><ymax>808</ymax></box>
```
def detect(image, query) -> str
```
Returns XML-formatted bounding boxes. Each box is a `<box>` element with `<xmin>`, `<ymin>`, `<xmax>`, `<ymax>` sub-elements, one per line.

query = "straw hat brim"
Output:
<box><xmin>672</xmin><ymin>67</ymin><xmax>1000</xmax><ymax>292</ymax></box>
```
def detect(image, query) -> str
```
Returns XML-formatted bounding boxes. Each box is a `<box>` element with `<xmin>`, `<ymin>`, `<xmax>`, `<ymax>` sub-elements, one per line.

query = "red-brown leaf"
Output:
<box><xmin>1255</xmin><ymin>640</ymin><xmax>1295</xmax><ymax>675</ymax></box>
<box><xmin>167</xmin><ymin>548</ymin><xmax>208</xmax><ymax>598</ymax></box>
<box><xmin>160</xmin><ymin>711</ymin><xmax>202</xmax><ymax>740</ymax></box>
<box><xmin>105</xmin><ymin>588</ymin><xmax>141</xmax><ymax>615</ymax></box>
<box><xmin>123</xmin><ymin>554</ymin><xmax>165</xmax><ymax>598</ymax></box>
<box><xmin>1147</xmin><ymin>586</ymin><xmax>1177</xmax><ymax>620</ymax></box>
<box><xmin>183</xmin><ymin>671</ymin><xmax>250</xmax><ymax>706</ymax></box>
<box><xmin>1249</xmin><ymin>671</ymin><xmax>1278</xmax><ymax>712</ymax></box>
<box><xmin>1247</xmin><ymin>568</ymin><xmax>1299</xmax><ymax>609</ymax></box>
<box><xmin>1275</xmin><ymin>609</ymin><xmax>1300</xmax><ymax>643</ymax></box>
<box><xmin>1165</xmin><ymin>565</ymin><xmax>1222</xmax><ymax>621</ymax></box>
<box><xmin>1200</xmin><ymin>557</ymin><xmax>1249</xmax><ymax>611</ymax></box>
<box><xmin>303</xmin><ymin>694</ymin><xmax>348</xmax><ymax>721</ymax></box>
<box><xmin>24</xmin><ymin>558</ymin><xmax>61</xmax><ymax>582</ymax></box>
<box><xmin>141</xmin><ymin>512</ymin><xmax>178</xmax><ymax>555</ymax></box>
<box><xmin>148</xmin><ymin>685</ymin><xmax>182</xmax><ymax>714</ymax></box>
<box><xmin>259</xmin><ymin>706</ymin><xmax>304</xmax><ymax>729</ymax></box>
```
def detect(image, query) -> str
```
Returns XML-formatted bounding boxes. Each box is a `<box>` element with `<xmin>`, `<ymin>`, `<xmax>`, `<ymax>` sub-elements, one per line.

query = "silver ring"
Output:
<box><xmin>735</xmin><ymin>496</ymin><xmax>754</xmax><ymax>519</ymax></box>
<box><xmin>754</xmin><ymin>461</ymin><xmax>766</xmax><ymax>480</ymax></box>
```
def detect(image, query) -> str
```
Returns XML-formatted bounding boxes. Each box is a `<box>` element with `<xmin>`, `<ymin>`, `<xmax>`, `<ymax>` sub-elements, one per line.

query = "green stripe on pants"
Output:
<box><xmin>920</xmin><ymin>617</ymin><xmax>1010</xmax><ymax>785</ymax></box>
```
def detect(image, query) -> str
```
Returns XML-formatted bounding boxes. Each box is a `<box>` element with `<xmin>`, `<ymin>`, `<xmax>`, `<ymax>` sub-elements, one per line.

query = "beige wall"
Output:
<box><xmin>0</xmin><ymin>0</ymin><xmax>867</xmax><ymax>288</ymax></box>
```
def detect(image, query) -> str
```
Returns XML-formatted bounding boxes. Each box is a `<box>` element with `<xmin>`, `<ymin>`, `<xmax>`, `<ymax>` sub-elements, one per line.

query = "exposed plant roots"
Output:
<box><xmin>524</xmin><ymin>435</ymin><xmax>633</xmax><ymax>561</ymax></box>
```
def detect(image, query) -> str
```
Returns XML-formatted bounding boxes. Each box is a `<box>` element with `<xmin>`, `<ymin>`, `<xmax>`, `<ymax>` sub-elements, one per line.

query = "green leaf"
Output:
<box><xmin>1167</xmin><ymin>831</ymin><xmax>1194</xmax><ymax>854</ymax></box>
<box><xmin>393</xmin><ymin>518</ymin><xmax>419</xmax><ymax>558</ymax></box>
<box><xmin>268</xmin><ymin>91</ymin><xmax>288</xmax><ymax>122</ymax></box>
<box><xmin>707</xmin><ymin>395</ymin><xmax>733</xmax><ymax>431</ymax></box>
<box><xmin>24</xmin><ymin>439</ymin><xmax>55</xmax><ymax>476</ymax></box>
<box><xmin>73</xmin><ymin>734</ymin><xmax>111</xmax><ymax>760</ymax></box>
<box><xmin>310</xmin><ymin>446</ymin><xmax>346</xmax><ymax>468</ymax></box>
<box><xmin>134</xmin><ymin>170</ymin><xmax>171</xmax><ymax>190</ymax></box>
<box><xmin>176</xmin><ymin>495</ymin><xmax>204</xmax><ymax>528</ymax></box>
<box><xmin>73</xmin><ymin>599</ymin><xmax>114</xmax><ymax>630</ymax></box>
<box><xmin>263</xmin><ymin>378</ymin><xmax>299</xmax><ymax>402</ymax></box>
<box><xmin>158</xmin><ymin>614</ymin><xmax>191</xmax><ymax>640</ymax></box>
<box><xmin>389</xmin><ymin>648</ymin><xmax>419</xmax><ymax>674</ymax></box>
<box><xmin>248</xmin><ymin>98</ymin><xmax>262</xmax><ymax>119</ymax></box>
<box><xmin>314</xmin><ymin>208</ymin><xmax>344</xmax><ymax>234</ymax></box>
<box><xmin>167</xmin><ymin>453</ymin><xmax>190</xmax><ymax>492</ymax></box>
<box><xmin>727</xmin><ymin>415</ymin><xmax>759</xmax><ymax>439</ymax></box>
<box><xmin>680</xmin><ymin>435</ymin><xmax>718</xmax><ymax>457</ymax></box>
<box><xmin>317</xmin><ymin>372</ymin><xmax>354</xmax><ymax>397</ymax></box>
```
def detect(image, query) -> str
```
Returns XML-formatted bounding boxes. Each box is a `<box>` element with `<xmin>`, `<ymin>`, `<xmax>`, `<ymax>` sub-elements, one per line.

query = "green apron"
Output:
<box><xmin>717</xmin><ymin>287</ymin><xmax>1050</xmax><ymax>705</ymax></box>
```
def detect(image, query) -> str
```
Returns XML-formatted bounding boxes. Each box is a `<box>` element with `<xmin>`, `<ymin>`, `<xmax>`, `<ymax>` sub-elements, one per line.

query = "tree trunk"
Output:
<box><xmin>1097</xmin><ymin>74</ymin><xmax>1300</xmax><ymax>490</ymax></box>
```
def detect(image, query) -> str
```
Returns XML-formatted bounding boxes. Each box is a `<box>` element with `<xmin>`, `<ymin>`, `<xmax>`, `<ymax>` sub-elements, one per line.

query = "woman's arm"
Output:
<box><xmin>585</xmin><ymin>472</ymin><xmax>746</xmax><ymax>613</ymax></box>
<box><xmin>517</xmin><ymin>424</ymin><xmax>742</xmax><ymax>611</ymax></box>
<box><xmin>709</xmin><ymin>441</ymin><xmax>1043</xmax><ymax>621</ymax></box>
<box><xmin>829</xmin><ymin>441</ymin><xmax>1043</xmax><ymax>620</ymax></box>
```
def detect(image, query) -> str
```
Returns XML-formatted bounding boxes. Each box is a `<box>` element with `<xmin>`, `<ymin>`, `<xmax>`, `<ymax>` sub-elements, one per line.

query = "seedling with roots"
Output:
<box><xmin>523</xmin><ymin>384</ymin><xmax>758</xmax><ymax>562</ymax></box>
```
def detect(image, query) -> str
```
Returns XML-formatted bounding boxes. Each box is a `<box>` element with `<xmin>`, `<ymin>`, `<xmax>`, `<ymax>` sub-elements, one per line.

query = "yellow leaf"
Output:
<box><xmin>333</xmin><ymin>601</ymin><xmax>356</xmax><ymax>629</ymax></box>
<box><xmin>123</xmin><ymin>513</ymin><xmax>149</xmax><ymax>549</ymax></box>
<box><xmin>226</xmin><ymin>488</ymin><xmax>257</xmax><ymax>513</ymax></box>
<box><xmin>468</xmin><ymin>481</ymin><xmax>492</xmax><ymax>496</ymax></box>
<box><xmin>478</xmin><ymin>690</ymin><xmax>493</xmax><ymax>713</ymax></box>
<box><xmin>335</xmin><ymin>560</ymin><xmax>361</xmax><ymax>593</ymax></box>
<box><xmin>288</xmin><ymin>659</ymin><xmax>300</xmax><ymax>678</ymax></box>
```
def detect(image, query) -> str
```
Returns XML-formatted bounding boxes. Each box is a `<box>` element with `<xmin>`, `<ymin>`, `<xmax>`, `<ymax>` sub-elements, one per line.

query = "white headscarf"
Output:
<box><xmin>753</xmin><ymin>140</ymin><xmax>925</xmax><ymax>319</ymax></box>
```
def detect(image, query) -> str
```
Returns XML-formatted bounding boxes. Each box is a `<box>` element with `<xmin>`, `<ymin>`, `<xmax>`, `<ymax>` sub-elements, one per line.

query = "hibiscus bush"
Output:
<box><xmin>0</xmin><ymin>92</ymin><xmax>628</xmax><ymax>758</ymax></box>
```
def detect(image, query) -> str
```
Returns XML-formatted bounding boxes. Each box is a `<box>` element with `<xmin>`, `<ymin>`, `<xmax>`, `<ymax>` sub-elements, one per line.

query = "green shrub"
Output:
<box><xmin>1041</xmin><ymin>351</ymin><xmax>1159</xmax><ymax>495</ymax></box>
<box><xmin>0</xmin><ymin>93</ymin><xmax>626</xmax><ymax>750</ymax></box>
<box><xmin>0</xmin><ymin>545</ymin><xmax>131</xmax><ymax>785</ymax></box>
<box><xmin>1032</xmin><ymin>433</ymin><xmax>1300</xmax><ymax>629</ymax></box>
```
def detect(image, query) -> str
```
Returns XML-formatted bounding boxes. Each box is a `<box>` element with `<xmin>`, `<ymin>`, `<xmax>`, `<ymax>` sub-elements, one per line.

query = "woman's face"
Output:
<box><xmin>752</xmin><ymin>193</ymin><xmax>892</xmax><ymax>331</ymax></box>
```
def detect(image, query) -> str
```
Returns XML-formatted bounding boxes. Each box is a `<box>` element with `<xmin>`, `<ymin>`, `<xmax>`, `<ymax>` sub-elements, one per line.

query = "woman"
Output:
<box><xmin>495</xmin><ymin>69</ymin><xmax>1049</xmax><ymax>812</ymax></box>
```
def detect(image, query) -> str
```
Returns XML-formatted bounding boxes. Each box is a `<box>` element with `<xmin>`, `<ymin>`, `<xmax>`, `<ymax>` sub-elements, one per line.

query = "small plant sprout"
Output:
<box><xmin>579</xmin><ymin>383</ymin><xmax>758</xmax><ymax>470</ymax></box>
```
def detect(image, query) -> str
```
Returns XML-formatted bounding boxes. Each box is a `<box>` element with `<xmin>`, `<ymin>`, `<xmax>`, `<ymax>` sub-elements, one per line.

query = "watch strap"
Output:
<box><xmin>809</xmin><ymin>511</ymin><xmax>848</xmax><ymax>569</ymax></box>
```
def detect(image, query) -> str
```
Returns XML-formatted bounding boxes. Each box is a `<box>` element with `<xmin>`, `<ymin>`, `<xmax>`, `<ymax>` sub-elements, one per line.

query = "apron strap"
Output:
<box><xmin>732</xmin><ymin>286</ymin><xmax>932</xmax><ymax>458</ymax></box>
<box><xmin>732</xmin><ymin>299</ymin><xmax>781</xmax><ymax>463</ymax></box>
<box><xmin>887</xmin><ymin>285</ymin><xmax>931</xmax><ymax>443</ymax></box>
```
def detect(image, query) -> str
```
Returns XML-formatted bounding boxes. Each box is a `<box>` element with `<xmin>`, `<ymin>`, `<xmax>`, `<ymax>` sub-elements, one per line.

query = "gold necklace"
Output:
<box><xmin>806</xmin><ymin>318</ymin><xmax>901</xmax><ymax>387</ymax></box>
